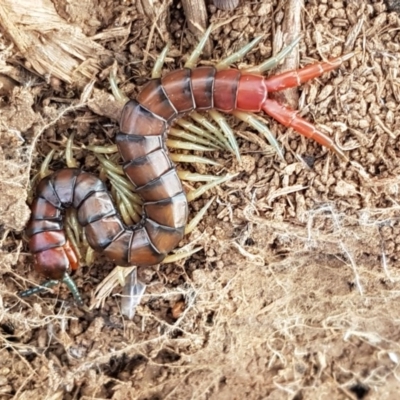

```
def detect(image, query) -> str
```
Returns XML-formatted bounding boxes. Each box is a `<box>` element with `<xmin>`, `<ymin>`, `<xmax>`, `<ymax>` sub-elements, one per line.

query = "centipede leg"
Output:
<box><xmin>262</xmin><ymin>98</ymin><xmax>348</xmax><ymax>161</ymax></box>
<box><xmin>164</xmin><ymin>192</ymin><xmax>217</xmax><ymax>266</ymax></box>
<box><xmin>184</xmin><ymin>113</ymin><xmax>232</xmax><ymax>150</ymax></box>
<box><xmin>109</xmin><ymin>67</ymin><xmax>129</xmax><ymax>105</ymax></box>
<box><xmin>215</xmin><ymin>35</ymin><xmax>264</xmax><ymax>70</ymax></box>
<box><xmin>37</xmin><ymin>148</ymin><xmax>56</xmax><ymax>181</ymax></box>
<box><xmin>163</xmin><ymin>246</ymin><xmax>203</xmax><ymax>263</ymax></box>
<box><xmin>186</xmin><ymin>173</ymin><xmax>238</xmax><ymax>202</ymax></box>
<box><xmin>245</xmin><ymin>36</ymin><xmax>302</xmax><ymax>74</ymax></box>
<box><xmin>166</xmin><ymin>138</ymin><xmax>218</xmax><ymax>152</ymax></box>
<box><xmin>152</xmin><ymin>43</ymin><xmax>170</xmax><ymax>79</ymax></box>
<box><xmin>184</xmin><ymin>25</ymin><xmax>213</xmax><ymax>69</ymax></box>
<box><xmin>264</xmin><ymin>52</ymin><xmax>354</xmax><ymax>92</ymax></box>
<box><xmin>169</xmin><ymin>153</ymin><xmax>222</xmax><ymax>166</ymax></box>
<box><xmin>208</xmin><ymin>110</ymin><xmax>241</xmax><ymax>161</ymax></box>
<box><xmin>177</xmin><ymin>170</ymin><xmax>224</xmax><ymax>182</ymax></box>
<box><xmin>233</xmin><ymin>110</ymin><xmax>285</xmax><ymax>160</ymax></box>
<box><xmin>185</xmin><ymin>196</ymin><xmax>215</xmax><ymax>234</ymax></box>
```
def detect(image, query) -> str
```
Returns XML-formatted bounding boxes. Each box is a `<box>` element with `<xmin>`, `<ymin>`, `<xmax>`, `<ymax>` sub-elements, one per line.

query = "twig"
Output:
<box><xmin>181</xmin><ymin>0</ymin><xmax>212</xmax><ymax>56</ymax></box>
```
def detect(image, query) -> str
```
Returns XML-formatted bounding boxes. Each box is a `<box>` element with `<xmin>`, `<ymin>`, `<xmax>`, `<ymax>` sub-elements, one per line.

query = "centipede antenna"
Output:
<box><xmin>19</xmin><ymin>279</ymin><xmax>60</xmax><ymax>298</ymax></box>
<box><xmin>233</xmin><ymin>110</ymin><xmax>285</xmax><ymax>160</ymax></box>
<box><xmin>152</xmin><ymin>42</ymin><xmax>170</xmax><ymax>79</ymax></box>
<box><xmin>208</xmin><ymin>110</ymin><xmax>241</xmax><ymax>161</ymax></box>
<box><xmin>185</xmin><ymin>196</ymin><xmax>215</xmax><ymax>234</ymax></box>
<box><xmin>166</xmin><ymin>138</ymin><xmax>219</xmax><ymax>152</ymax></box>
<box><xmin>109</xmin><ymin>68</ymin><xmax>129</xmax><ymax>104</ymax></box>
<box><xmin>62</xmin><ymin>273</ymin><xmax>83</xmax><ymax>306</ymax></box>
<box><xmin>186</xmin><ymin>173</ymin><xmax>238</xmax><ymax>202</ymax></box>
<box><xmin>245</xmin><ymin>36</ymin><xmax>302</xmax><ymax>74</ymax></box>
<box><xmin>184</xmin><ymin>24</ymin><xmax>213</xmax><ymax>69</ymax></box>
<box><xmin>175</xmin><ymin>117</ymin><xmax>229</xmax><ymax>149</ymax></box>
<box><xmin>170</xmin><ymin>128</ymin><xmax>223</xmax><ymax>150</ymax></box>
<box><xmin>163</xmin><ymin>247</ymin><xmax>203</xmax><ymax>263</ymax></box>
<box><xmin>215</xmin><ymin>35</ymin><xmax>264</xmax><ymax>70</ymax></box>
<box><xmin>177</xmin><ymin>170</ymin><xmax>223</xmax><ymax>182</ymax></box>
<box><xmin>170</xmin><ymin>153</ymin><xmax>222</xmax><ymax>166</ymax></box>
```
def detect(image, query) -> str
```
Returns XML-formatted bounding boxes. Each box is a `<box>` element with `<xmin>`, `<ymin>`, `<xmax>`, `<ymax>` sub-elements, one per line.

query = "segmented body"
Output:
<box><xmin>27</xmin><ymin>56</ymin><xmax>350</xmax><ymax>294</ymax></box>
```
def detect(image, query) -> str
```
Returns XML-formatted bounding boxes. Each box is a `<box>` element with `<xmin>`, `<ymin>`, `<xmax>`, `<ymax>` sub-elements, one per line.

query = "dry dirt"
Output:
<box><xmin>1</xmin><ymin>0</ymin><xmax>400</xmax><ymax>399</ymax></box>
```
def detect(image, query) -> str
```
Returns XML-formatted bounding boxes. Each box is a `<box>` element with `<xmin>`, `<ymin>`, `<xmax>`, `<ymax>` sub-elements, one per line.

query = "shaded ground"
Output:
<box><xmin>1</xmin><ymin>0</ymin><xmax>400</xmax><ymax>399</ymax></box>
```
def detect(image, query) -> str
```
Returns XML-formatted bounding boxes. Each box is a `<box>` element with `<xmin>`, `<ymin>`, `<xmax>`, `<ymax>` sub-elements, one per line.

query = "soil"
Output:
<box><xmin>1</xmin><ymin>0</ymin><xmax>400</xmax><ymax>399</ymax></box>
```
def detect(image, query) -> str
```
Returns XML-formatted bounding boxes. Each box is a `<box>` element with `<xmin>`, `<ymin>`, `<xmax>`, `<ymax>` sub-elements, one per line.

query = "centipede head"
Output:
<box><xmin>21</xmin><ymin>241</ymin><xmax>83</xmax><ymax>305</ymax></box>
<box><xmin>30</xmin><ymin>239</ymin><xmax>80</xmax><ymax>278</ymax></box>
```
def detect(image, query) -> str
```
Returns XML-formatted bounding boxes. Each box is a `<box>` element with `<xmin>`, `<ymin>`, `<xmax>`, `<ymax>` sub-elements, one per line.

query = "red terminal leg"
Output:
<box><xmin>262</xmin><ymin>99</ymin><xmax>348</xmax><ymax>161</ymax></box>
<box><xmin>259</xmin><ymin>53</ymin><xmax>354</xmax><ymax>160</ymax></box>
<box><xmin>264</xmin><ymin>53</ymin><xmax>354</xmax><ymax>93</ymax></box>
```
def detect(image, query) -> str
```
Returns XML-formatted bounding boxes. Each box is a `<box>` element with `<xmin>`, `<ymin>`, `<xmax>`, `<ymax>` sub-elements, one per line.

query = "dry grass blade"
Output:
<box><xmin>272</xmin><ymin>0</ymin><xmax>303</xmax><ymax>108</ymax></box>
<box><xmin>266</xmin><ymin>184</ymin><xmax>307</xmax><ymax>204</ymax></box>
<box><xmin>0</xmin><ymin>0</ymin><xmax>108</xmax><ymax>84</ymax></box>
<box><xmin>138</xmin><ymin>0</ymin><xmax>172</xmax><ymax>62</ymax></box>
<box><xmin>181</xmin><ymin>0</ymin><xmax>212</xmax><ymax>56</ymax></box>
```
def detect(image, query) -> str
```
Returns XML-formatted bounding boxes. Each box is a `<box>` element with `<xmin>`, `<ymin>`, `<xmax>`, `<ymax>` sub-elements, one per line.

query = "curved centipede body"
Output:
<box><xmin>24</xmin><ymin>42</ymin><xmax>352</xmax><ymax>303</ymax></box>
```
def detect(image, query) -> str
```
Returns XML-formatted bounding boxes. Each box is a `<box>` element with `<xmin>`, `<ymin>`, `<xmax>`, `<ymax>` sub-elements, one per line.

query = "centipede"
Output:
<box><xmin>21</xmin><ymin>29</ymin><xmax>353</xmax><ymax>305</ymax></box>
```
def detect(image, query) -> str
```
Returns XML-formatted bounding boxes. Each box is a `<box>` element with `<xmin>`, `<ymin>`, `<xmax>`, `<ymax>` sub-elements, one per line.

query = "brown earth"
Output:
<box><xmin>1</xmin><ymin>0</ymin><xmax>400</xmax><ymax>399</ymax></box>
